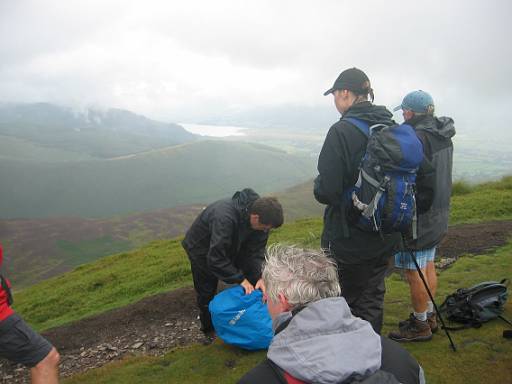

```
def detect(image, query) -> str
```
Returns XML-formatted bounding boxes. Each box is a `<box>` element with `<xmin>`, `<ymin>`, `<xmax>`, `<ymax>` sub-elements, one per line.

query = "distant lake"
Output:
<box><xmin>180</xmin><ymin>123</ymin><xmax>247</xmax><ymax>137</ymax></box>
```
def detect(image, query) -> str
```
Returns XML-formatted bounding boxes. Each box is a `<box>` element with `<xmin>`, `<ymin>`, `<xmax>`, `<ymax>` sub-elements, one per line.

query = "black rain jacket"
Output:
<box><xmin>314</xmin><ymin>102</ymin><xmax>401</xmax><ymax>263</ymax></box>
<box><xmin>182</xmin><ymin>188</ymin><xmax>268</xmax><ymax>284</ymax></box>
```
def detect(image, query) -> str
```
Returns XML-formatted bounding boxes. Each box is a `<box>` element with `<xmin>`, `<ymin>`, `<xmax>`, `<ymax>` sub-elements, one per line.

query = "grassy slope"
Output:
<box><xmin>14</xmin><ymin>177</ymin><xmax>512</xmax><ymax>331</ymax></box>
<box><xmin>1</xmin><ymin>206</ymin><xmax>203</xmax><ymax>289</ymax></box>
<box><xmin>0</xmin><ymin>134</ymin><xmax>97</xmax><ymax>162</ymax></box>
<box><xmin>450</xmin><ymin>176</ymin><xmax>512</xmax><ymax>224</ymax></box>
<box><xmin>384</xmin><ymin>244</ymin><xmax>512</xmax><ymax>383</ymax></box>
<box><xmin>64</xmin><ymin>243</ymin><xmax>512</xmax><ymax>384</ymax></box>
<box><xmin>10</xmin><ymin>176</ymin><xmax>512</xmax><ymax>382</ymax></box>
<box><xmin>5</xmin><ymin>171</ymin><xmax>508</xmax><ymax>291</ymax></box>
<box><xmin>274</xmin><ymin>179</ymin><xmax>323</xmax><ymax>222</ymax></box>
<box><xmin>13</xmin><ymin>218</ymin><xmax>324</xmax><ymax>331</ymax></box>
<box><xmin>14</xmin><ymin>239</ymin><xmax>190</xmax><ymax>330</ymax></box>
<box><xmin>276</xmin><ymin>176</ymin><xmax>512</xmax><ymax>225</ymax></box>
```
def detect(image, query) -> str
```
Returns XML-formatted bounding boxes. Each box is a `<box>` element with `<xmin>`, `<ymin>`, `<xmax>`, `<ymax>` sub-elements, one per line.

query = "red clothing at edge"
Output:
<box><xmin>0</xmin><ymin>244</ymin><xmax>14</xmax><ymax>321</ymax></box>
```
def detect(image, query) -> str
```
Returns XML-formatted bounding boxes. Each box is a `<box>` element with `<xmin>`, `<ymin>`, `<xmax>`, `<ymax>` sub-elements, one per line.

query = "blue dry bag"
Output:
<box><xmin>209</xmin><ymin>286</ymin><xmax>273</xmax><ymax>350</ymax></box>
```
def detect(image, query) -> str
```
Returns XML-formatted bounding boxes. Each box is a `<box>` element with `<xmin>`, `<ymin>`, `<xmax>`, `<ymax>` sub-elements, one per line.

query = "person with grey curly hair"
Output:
<box><xmin>263</xmin><ymin>245</ymin><xmax>341</xmax><ymax>315</ymax></box>
<box><xmin>238</xmin><ymin>245</ymin><xmax>424</xmax><ymax>384</ymax></box>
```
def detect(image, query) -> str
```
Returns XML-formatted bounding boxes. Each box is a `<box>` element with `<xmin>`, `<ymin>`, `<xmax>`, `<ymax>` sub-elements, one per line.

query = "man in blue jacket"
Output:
<box><xmin>182</xmin><ymin>188</ymin><xmax>283</xmax><ymax>336</ymax></box>
<box><xmin>389</xmin><ymin>90</ymin><xmax>455</xmax><ymax>342</ymax></box>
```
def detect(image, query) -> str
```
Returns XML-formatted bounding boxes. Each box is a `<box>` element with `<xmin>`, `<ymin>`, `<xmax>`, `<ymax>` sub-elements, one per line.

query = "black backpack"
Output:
<box><xmin>438</xmin><ymin>279</ymin><xmax>511</xmax><ymax>330</ymax></box>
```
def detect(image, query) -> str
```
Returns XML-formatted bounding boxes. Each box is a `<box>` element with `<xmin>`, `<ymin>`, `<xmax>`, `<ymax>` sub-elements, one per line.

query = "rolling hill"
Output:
<box><xmin>0</xmin><ymin>174</ymin><xmax>319</xmax><ymax>288</ymax></box>
<box><xmin>0</xmin><ymin>140</ymin><xmax>316</xmax><ymax>219</ymax></box>
<box><xmin>0</xmin><ymin>172</ymin><xmax>319</xmax><ymax>289</ymax></box>
<box><xmin>0</xmin><ymin>205</ymin><xmax>204</xmax><ymax>289</ymax></box>
<box><xmin>2</xmin><ymin>174</ymin><xmax>510</xmax><ymax>289</ymax></box>
<box><xmin>11</xmin><ymin>176</ymin><xmax>512</xmax><ymax>330</ymax></box>
<box><xmin>0</xmin><ymin>102</ymin><xmax>197</xmax><ymax>158</ymax></box>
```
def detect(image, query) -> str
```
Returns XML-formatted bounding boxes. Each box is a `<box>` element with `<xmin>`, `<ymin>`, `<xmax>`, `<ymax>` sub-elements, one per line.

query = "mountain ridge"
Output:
<box><xmin>0</xmin><ymin>102</ymin><xmax>197</xmax><ymax>158</ymax></box>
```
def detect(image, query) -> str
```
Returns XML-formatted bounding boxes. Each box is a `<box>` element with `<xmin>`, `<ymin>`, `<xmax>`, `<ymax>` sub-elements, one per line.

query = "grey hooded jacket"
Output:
<box><xmin>269</xmin><ymin>297</ymin><xmax>381</xmax><ymax>383</ymax></box>
<box><xmin>239</xmin><ymin>297</ymin><xmax>424</xmax><ymax>384</ymax></box>
<box><xmin>408</xmin><ymin>115</ymin><xmax>456</xmax><ymax>250</ymax></box>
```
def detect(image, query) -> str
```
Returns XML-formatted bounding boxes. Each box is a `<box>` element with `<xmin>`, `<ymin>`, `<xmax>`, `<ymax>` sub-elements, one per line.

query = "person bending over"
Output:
<box><xmin>182</xmin><ymin>188</ymin><xmax>283</xmax><ymax>336</ymax></box>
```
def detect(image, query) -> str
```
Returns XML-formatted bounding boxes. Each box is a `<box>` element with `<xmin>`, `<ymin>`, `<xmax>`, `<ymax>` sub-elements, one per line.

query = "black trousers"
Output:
<box><xmin>188</xmin><ymin>258</ymin><xmax>218</xmax><ymax>334</ymax></box>
<box><xmin>337</xmin><ymin>253</ymin><xmax>392</xmax><ymax>334</ymax></box>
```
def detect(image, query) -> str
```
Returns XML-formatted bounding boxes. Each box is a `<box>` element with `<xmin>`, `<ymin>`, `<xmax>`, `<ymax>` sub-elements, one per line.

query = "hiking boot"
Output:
<box><xmin>398</xmin><ymin>312</ymin><xmax>438</xmax><ymax>333</ymax></box>
<box><xmin>201</xmin><ymin>330</ymin><xmax>216</xmax><ymax>345</ymax></box>
<box><xmin>427</xmin><ymin>312</ymin><xmax>438</xmax><ymax>333</ymax></box>
<box><xmin>389</xmin><ymin>314</ymin><xmax>432</xmax><ymax>342</ymax></box>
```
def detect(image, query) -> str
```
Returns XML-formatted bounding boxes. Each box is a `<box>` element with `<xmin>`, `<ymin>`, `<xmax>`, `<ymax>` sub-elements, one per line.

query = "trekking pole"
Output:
<box><xmin>408</xmin><ymin>247</ymin><xmax>457</xmax><ymax>352</ymax></box>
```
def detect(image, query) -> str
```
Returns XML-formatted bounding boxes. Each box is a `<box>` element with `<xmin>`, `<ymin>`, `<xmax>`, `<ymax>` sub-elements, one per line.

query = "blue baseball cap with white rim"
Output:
<box><xmin>393</xmin><ymin>90</ymin><xmax>435</xmax><ymax>113</ymax></box>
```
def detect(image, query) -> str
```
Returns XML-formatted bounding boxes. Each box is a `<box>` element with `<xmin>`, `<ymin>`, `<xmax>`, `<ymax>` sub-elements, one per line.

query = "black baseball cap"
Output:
<box><xmin>323</xmin><ymin>67</ymin><xmax>371</xmax><ymax>96</ymax></box>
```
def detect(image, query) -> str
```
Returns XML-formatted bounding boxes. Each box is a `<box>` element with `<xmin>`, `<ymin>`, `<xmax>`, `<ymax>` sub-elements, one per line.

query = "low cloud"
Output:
<box><xmin>0</xmin><ymin>0</ymin><xmax>510</xmax><ymax>135</ymax></box>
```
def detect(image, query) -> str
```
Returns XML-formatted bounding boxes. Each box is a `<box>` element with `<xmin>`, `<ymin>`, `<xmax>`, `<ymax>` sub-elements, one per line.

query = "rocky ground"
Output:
<box><xmin>1</xmin><ymin>220</ymin><xmax>511</xmax><ymax>383</ymax></box>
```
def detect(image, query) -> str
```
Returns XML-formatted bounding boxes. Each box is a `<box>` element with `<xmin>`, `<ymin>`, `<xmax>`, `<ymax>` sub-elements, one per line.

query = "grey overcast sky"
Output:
<box><xmin>0</xmin><ymin>0</ymin><xmax>511</xmax><ymax>135</ymax></box>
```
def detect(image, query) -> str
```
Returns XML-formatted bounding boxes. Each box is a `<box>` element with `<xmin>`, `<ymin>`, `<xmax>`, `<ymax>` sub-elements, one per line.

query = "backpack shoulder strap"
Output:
<box><xmin>344</xmin><ymin>117</ymin><xmax>370</xmax><ymax>137</ymax></box>
<box><xmin>0</xmin><ymin>274</ymin><xmax>13</xmax><ymax>306</ymax></box>
<box><xmin>344</xmin><ymin>117</ymin><xmax>389</xmax><ymax>137</ymax></box>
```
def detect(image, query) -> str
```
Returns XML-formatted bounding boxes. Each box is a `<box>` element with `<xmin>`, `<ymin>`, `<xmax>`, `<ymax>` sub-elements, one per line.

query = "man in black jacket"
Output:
<box><xmin>389</xmin><ymin>90</ymin><xmax>455</xmax><ymax>342</ymax></box>
<box><xmin>314</xmin><ymin>68</ymin><xmax>401</xmax><ymax>333</ymax></box>
<box><xmin>182</xmin><ymin>188</ymin><xmax>283</xmax><ymax>335</ymax></box>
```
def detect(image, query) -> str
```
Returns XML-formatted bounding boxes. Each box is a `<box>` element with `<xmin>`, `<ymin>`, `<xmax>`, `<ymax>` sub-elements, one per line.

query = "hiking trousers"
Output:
<box><xmin>188</xmin><ymin>257</ymin><xmax>218</xmax><ymax>334</ymax></box>
<box><xmin>337</xmin><ymin>253</ymin><xmax>392</xmax><ymax>334</ymax></box>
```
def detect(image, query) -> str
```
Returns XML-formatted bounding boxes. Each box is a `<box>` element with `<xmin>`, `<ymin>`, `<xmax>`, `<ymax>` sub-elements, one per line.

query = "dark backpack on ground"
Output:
<box><xmin>438</xmin><ymin>279</ymin><xmax>511</xmax><ymax>330</ymax></box>
<box><xmin>344</xmin><ymin>118</ymin><xmax>424</xmax><ymax>238</ymax></box>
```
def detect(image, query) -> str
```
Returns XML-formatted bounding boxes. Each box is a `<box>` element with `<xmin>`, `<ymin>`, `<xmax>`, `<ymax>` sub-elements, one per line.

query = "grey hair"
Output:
<box><xmin>263</xmin><ymin>244</ymin><xmax>341</xmax><ymax>309</ymax></box>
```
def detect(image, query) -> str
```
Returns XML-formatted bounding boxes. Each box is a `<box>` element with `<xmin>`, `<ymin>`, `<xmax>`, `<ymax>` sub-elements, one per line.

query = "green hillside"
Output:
<box><xmin>450</xmin><ymin>177</ymin><xmax>512</xmax><ymax>224</ymax></box>
<box><xmin>0</xmin><ymin>134</ymin><xmax>96</xmax><ymax>162</ymax></box>
<box><xmin>8</xmin><ymin>177</ymin><xmax>512</xmax><ymax>383</ymax></box>
<box><xmin>275</xmin><ymin>179</ymin><xmax>323</xmax><ymax>221</ymax></box>
<box><xmin>12</xmin><ymin>216</ymin><xmax>322</xmax><ymax>331</ymax></box>
<box><xmin>0</xmin><ymin>174</ymin><xmax>317</xmax><ymax>290</ymax></box>
<box><xmin>12</xmin><ymin>177</ymin><xmax>512</xmax><ymax>331</ymax></box>
<box><xmin>65</xmin><ymin>243</ymin><xmax>512</xmax><ymax>384</ymax></box>
<box><xmin>0</xmin><ymin>140</ymin><xmax>316</xmax><ymax>219</ymax></box>
<box><xmin>0</xmin><ymin>205</ymin><xmax>203</xmax><ymax>288</ymax></box>
<box><xmin>275</xmin><ymin>176</ymin><xmax>512</xmax><ymax>225</ymax></box>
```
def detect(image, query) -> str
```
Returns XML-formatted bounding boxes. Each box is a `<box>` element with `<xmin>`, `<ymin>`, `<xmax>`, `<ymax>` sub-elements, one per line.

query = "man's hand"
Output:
<box><xmin>240</xmin><ymin>279</ymin><xmax>255</xmax><ymax>295</ymax></box>
<box><xmin>255</xmin><ymin>278</ymin><xmax>266</xmax><ymax>296</ymax></box>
